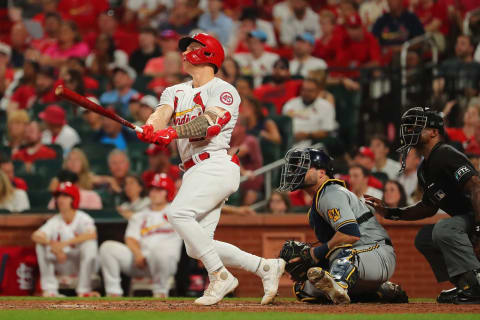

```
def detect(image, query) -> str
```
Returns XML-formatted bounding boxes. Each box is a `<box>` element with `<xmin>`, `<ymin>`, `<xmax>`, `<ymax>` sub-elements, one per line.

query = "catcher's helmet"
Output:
<box><xmin>278</xmin><ymin>148</ymin><xmax>334</xmax><ymax>192</ymax></box>
<box><xmin>397</xmin><ymin>106</ymin><xmax>444</xmax><ymax>171</ymax></box>
<box><xmin>149</xmin><ymin>173</ymin><xmax>175</xmax><ymax>202</ymax></box>
<box><xmin>178</xmin><ymin>33</ymin><xmax>224</xmax><ymax>73</ymax></box>
<box><xmin>53</xmin><ymin>182</ymin><xmax>80</xmax><ymax>209</ymax></box>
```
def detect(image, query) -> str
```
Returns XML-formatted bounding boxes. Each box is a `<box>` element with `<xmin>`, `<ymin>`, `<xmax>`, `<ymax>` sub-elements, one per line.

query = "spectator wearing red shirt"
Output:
<box><xmin>313</xmin><ymin>10</ymin><xmax>344</xmax><ymax>66</ymax></box>
<box><xmin>445</xmin><ymin>100</ymin><xmax>480</xmax><ymax>145</ymax></box>
<box><xmin>253</xmin><ymin>58</ymin><xmax>302</xmax><ymax>114</ymax></box>
<box><xmin>465</xmin><ymin>122</ymin><xmax>480</xmax><ymax>156</ymax></box>
<box><xmin>412</xmin><ymin>0</ymin><xmax>449</xmax><ymax>51</ymax></box>
<box><xmin>57</xmin><ymin>0</ymin><xmax>109</xmax><ymax>35</ymax></box>
<box><xmin>141</xmin><ymin>145</ymin><xmax>181</xmax><ymax>190</ymax></box>
<box><xmin>12</xmin><ymin>121</ymin><xmax>57</xmax><ymax>172</ymax></box>
<box><xmin>0</xmin><ymin>155</ymin><xmax>27</xmax><ymax>191</ymax></box>
<box><xmin>229</xmin><ymin>117</ymin><xmax>264</xmax><ymax>205</ymax></box>
<box><xmin>5</xmin><ymin>59</ymin><xmax>38</xmax><ymax>111</ymax></box>
<box><xmin>340</xmin><ymin>146</ymin><xmax>386</xmax><ymax>189</ymax></box>
<box><xmin>32</xmin><ymin>12</ymin><xmax>62</xmax><ymax>54</ymax></box>
<box><xmin>84</xmin><ymin>10</ymin><xmax>138</xmax><ymax>56</ymax></box>
<box><xmin>331</xmin><ymin>13</ymin><xmax>382</xmax><ymax>79</ymax></box>
<box><xmin>33</xmin><ymin>66</ymin><xmax>60</xmax><ymax>106</ymax></box>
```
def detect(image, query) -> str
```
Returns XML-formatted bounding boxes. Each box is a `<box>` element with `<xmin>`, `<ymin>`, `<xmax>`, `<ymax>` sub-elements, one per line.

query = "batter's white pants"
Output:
<box><xmin>36</xmin><ymin>240</ymin><xmax>98</xmax><ymax>295</ymax></box>
<box><xmin>167</xmin><ymin>154</ymin><xmax>261</xmax><ymax>274</ymax></box>
<box><xmin>99</xmin><ymin>240</ymin><xmax>182</xmax><ymax>296</ymax></box>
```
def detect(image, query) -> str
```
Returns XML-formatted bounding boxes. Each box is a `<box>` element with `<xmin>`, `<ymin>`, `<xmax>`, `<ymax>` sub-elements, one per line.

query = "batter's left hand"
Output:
<box><xmin>153</xmin><ymin>127</ymin><xmax>178</xmax><ymax>146</ymax></box>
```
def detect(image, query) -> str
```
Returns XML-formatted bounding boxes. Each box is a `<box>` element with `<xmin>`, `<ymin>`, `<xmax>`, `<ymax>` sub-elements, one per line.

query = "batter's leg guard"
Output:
<box><xmin>326</xmin><ymin>245</ymin><xmax>359</xmax><ymax>290</ymax></box>
<box><xmin>293</xmin><ymin>281</ymin><xmax>330</xmax><ymax>304</ymax></box>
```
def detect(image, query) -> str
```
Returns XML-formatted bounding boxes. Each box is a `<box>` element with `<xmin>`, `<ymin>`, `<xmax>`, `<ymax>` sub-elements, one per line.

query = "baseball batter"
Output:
<box><xmin>278</xmin><ymin>148</ymin><xmax>407</xmax><ymax>304</ymax></box>
<box><xmin>136</xmin><ymin>33</ymin><xmax>285</xmax><ymax>306</ymax></box>
<box><xmin>31</xmin><ymin>182</ymin><xmax>99</xmax><ymax>297</ymax></box>
<box><xmin>100</xmin><ymin>173</ymin><xmax>182</xmax><ymax>297</ymax></box>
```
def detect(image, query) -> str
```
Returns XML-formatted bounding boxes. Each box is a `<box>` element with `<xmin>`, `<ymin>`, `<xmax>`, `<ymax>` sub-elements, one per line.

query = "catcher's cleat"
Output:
<box><xmin>293</xmin><ymin>282</ymin><xmax>331</xmax><ymax>304</ymax></box>
<box><xmin>256</xmin><ymin>258</ymin><xmax>286</xmax><ymax>305</ymax></box>
<box><xmin>437</xmin><ymin>287</ymin><xmax>457</xmax><ymax>304</ymax></box>
<box><xmin>307</xmin><ymin>267</ymin><xmax>350</xmax><ymax>304</ymax></box>
<box><xmin>376</xmin><ymin>281</ymin><xmax>409</xmax><ymax>303</ymax></box>
<box><xmin>194</xmin><ymin>267</ymin><xmax>238</xmax><ymax>306</ymax></box>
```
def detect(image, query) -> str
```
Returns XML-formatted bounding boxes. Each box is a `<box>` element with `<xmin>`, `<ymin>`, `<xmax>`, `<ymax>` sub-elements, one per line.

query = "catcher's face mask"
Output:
<box><xmin>278</xmin><ymin>148</ymin><xmax>311</xmax><ymax>192</ymax></box>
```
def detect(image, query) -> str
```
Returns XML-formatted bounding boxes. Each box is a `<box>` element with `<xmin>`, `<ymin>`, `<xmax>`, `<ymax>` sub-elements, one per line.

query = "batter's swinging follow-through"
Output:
<box><xmin>135</xmin><ymin>32</ymin><xmax>286</xmax><ymax>306</ymax></box>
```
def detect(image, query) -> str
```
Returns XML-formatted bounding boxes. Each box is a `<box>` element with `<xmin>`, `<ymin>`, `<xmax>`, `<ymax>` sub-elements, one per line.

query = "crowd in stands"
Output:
<box><xmin>0</xmin><ymin>0</ymin><xmax>479</xmax><ymax>216</ymax></box>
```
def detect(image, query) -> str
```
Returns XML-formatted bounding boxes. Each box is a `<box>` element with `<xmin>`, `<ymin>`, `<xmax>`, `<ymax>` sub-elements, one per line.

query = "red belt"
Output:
<box><xmin>183</xmin><ymin>152</ymin><xmax>240</xmax><ymax>171</ymax></box>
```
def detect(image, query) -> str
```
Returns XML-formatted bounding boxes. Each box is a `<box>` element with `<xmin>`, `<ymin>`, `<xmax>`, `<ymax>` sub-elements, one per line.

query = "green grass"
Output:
<box><xmin>0</xmin><ymin>311</ymin><xmax>479</xmax><ymax>320</ymax></box>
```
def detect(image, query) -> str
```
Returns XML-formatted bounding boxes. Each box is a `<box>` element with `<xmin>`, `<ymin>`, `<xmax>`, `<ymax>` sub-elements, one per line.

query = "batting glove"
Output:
<box><xmin>153</xmin><ymin>127</ymin><xmax>178</xmax><ymax>146</ymax></box>
<box><xmin>137</xmin><ymin>124</ymin><xmax>155</xmax><ymax>143</ymax></box>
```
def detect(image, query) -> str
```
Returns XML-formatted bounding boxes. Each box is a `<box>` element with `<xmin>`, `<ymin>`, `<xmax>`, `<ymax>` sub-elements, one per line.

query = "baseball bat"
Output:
<box><xmin>54</xmin><ymin>85</ymin><xmax>143</xmax><ymax>133</ymax></box>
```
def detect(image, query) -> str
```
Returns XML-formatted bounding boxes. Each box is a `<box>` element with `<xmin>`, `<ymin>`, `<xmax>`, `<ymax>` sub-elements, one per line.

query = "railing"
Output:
<box><xmin>400</xmin><ymin>34</ymin><xmax>438</xmax><ymax>107</ymax></box>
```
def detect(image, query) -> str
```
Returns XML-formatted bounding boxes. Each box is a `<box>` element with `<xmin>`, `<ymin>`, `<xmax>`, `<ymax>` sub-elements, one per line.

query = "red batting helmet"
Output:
<box><xmin>178</xmin><ymin>33</ymin><xmax>224</xmax><ymax>73</ymax></box>
<box><xmin>53</xmin><ymin>182</ymin><xmax>80</xmax><ymax>209</ymax></box>
<box><xmin>149</xmin><ymin>173</ymin><xmax>175</xmax><ymax>202</ymax></box>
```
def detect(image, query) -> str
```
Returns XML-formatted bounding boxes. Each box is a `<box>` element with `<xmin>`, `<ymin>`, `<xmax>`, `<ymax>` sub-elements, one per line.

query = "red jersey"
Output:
<box><xmin>289</xmin><ymin>190</ymin><xmax>310</xmax><ymax>207</ymax></box>
<box><xmin>253</xmin><ymin>80</ymin><xmax>302</xmax><ymax>114</ymax></box>
<box><xmin>57</xmin><ymin>0</ymin><xmax>109</xmax><ymax>34</ymax></box>
<box><xmin>12</xmin><ymin>145</ymin><xmax>57</xmax><ymax>163</ymax></box>
<box><xmin>11</xmin><ymin>85</ymin><xmax>36</xmax><ymax>109</ymax></box>
<box><xmin>414</xmin><ymin>1</ymin><xmax>449</xmax><ymax>35</ymax></box>
<box><xmin>340</xmin><ymin>174</ymin><xmax>384</xmax><ymax>190</ymax></box>
<box><xmin>13</xmin><ymin>177</ymin><xmax>27</xmax><ymax>191</ymax></box>
<box><xmin>313</xmin><ymin>28</ymin><xmax>345</xmax><ymax>65</ymax></box>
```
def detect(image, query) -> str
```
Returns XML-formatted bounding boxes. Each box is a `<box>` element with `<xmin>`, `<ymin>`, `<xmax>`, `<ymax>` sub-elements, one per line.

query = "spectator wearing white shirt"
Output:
<box><xmin>359</xmin><ymin>0</ymin><xmax>389</xmax><ymax>30</ymax></box>
<box><xmin>282</xmin><ymin>78</ymin><xmax>336</xmax><ymax>143</ymax></box>
<box><xmin>234</xmin><ymin>30</ymin><xmax>279</xmax><ymax>88</ymax></box>
<box><xmin>290</xmin><ymin>32</ymin><xmax>327</xmax><ymax>78</ymax></box>
<box><xmin>369</xmin><ymin>135</ymin><xmax>401</xmax><ymax>180</ymax></box>
<box><xmin>397</xmin><ymin>147</ymin><xmax>421</xmax><ymax>199</ymax></box>
<box><xmin>40</xmin><ymin>105</ymin><xmax>81</xmax><ymax>156</ymax></box>
<box><xmin>0</xmin><ymin>171</ymin><xmax>29</xmax><ymax>212</ymax></box>
<box><xmin>349</xmin><ymin>164</ymin><xmax>383</xmax><ymax>200</ymax></box>
<box><xmin>273</xmin><ymin>0</ymin><xmax>321</xmax><ymax>46</ymax></box>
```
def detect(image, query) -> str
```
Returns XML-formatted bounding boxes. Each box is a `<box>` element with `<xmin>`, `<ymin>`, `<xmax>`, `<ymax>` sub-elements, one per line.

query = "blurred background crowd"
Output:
<box><xmin>0</xmin><ymin>0</ymin><xmax>480</xmax><ymax>216</ymax></box>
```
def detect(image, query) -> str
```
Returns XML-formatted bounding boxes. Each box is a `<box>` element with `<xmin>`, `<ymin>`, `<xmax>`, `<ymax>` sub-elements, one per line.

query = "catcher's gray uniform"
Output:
<box><xmin>304</xmin><ymin>179</ymin><xmax>396</xmax><ymax>297</ymax></box>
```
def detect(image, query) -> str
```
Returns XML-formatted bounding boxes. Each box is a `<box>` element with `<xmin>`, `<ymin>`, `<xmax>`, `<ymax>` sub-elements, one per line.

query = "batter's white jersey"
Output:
<box><xmin>125</xmin><ymin>206</ymin><xmax>181</xmax><ymax>256</ymax></box>
<box><xmin>39</xmin><ymin>210</ymin><xmax>96</xmax><ymax>244</ymax></box>
<box><xmin>158</xmin><ymin>77</ymin><xmax>241</xmax><ymax>163</ymax></box>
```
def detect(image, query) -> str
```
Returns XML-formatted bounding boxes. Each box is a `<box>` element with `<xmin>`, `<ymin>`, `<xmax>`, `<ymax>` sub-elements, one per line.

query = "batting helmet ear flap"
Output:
<box><xmin>179</xmin><ymin>33</ymin><xmax>225</xmax><ymax>73</ymax></box>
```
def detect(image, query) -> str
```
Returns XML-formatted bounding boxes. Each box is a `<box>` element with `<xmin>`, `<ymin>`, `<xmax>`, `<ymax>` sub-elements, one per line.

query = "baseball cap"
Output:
<box><xmin>145</xmin><ymin>144</ymin><xmax>171</xmax><ymax>157</ymax></box>
<box><xmin>248</xmin><ymin>29</ymin><xmax>267</xmax><ymax>42</ymax></box>
<box><xmin>357</xmin><ymin>146</ymin><xmax>375</xmax><ymax>161</ymax></box>
<box><xmin>140</xmin><ymin>95</ymin><xmax>158</xmax><ymax>109</ymax></box>
<box><xmin>295</xmin><ymin>32</ymin><xmax>315</xmax><ymax>45</ymax></box>
<box><xmin>160</xmin><ymin>29</ymin><xmax>180</xmax><ymax>40</ymax></box>
<box><xmin>111</xmin><ymin>64</ymin><xmax>137</xmax><ymax>80</ymax></box>
<box><xmin>345</xmin><ymin>13</ymin><xmax>362</xmax><ymax>28</ymax></box>
<box><xmin>0</xmin><ymin>42</ymin><xmax>11</xmax><ymax>57</ymax></box>
<box><xmin>39</xmin><ymin>105</ymin><xmax>66</xmax><ymax>125</ymax></box>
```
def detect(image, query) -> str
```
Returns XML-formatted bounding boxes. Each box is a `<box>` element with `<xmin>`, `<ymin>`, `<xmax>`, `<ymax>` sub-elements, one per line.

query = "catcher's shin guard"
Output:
<box><xmin>293</xmin><ymin>282</ymin><xmax>331</xmax><ymax>304</ymax></box>
<box><xmin>326</xmin><ymin>245</ymin><xmax>359</xmax><ymax>290</ymax></box>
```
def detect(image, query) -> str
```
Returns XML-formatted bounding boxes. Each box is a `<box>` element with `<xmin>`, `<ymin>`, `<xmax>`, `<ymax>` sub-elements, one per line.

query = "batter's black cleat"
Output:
<box><xmin>455</xmin><ymin>286</ymin><xmax>480</xmax><ymax>304</ymax></box>
<box><xmin>436</xmin><ymin>288</ymin><xmax>458</xmax><ymax>304</ymax></box>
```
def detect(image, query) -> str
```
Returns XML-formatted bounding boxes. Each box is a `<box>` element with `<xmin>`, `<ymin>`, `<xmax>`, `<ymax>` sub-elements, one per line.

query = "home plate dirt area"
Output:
<box><xmin>0</xmin><ymin>299</ymin><xmax>479</xmax><ymax>314</ymax></box>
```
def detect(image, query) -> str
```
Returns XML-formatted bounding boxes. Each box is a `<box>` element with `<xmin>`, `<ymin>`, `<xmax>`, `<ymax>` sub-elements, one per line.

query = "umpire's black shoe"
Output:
<box><xmin>455</xmin><ymin>286</ymin><xmax>480</xmax><ymax>304</ymax></box>
<box><xmin>436</xmin><ymin>288</ymin><xmax>458</xmax><ymax>304</ymax></box>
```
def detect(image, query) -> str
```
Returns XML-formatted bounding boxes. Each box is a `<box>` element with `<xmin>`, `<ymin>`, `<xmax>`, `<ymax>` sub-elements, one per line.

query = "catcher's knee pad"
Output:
<box><xmin>293</xmin><ymin>282</ymin><xmax>331</xmax><ymax>304</ymax></box>
<box><xmin>326</xmin><ymin>245</ymin><xmax>358</xmax><ymax>290</ymax></box>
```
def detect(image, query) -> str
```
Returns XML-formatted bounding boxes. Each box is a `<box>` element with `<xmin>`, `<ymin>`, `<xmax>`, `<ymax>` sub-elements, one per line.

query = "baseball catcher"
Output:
<box><xmin>278</xmin><ymin>148</ymin><xmax>408</xmax><ymax>304</ymax></box>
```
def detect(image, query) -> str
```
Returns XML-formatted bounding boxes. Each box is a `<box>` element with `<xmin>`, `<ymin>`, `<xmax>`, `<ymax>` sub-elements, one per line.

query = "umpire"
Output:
<box><xmin>278</xmin><ymin>148</ymin><xmax>407</xmax><ymax>304</ymax></box>
<box><xmin>366</xmin><ymin>107</ymin><xmax>480</xmax><ymax>304</ymax></box>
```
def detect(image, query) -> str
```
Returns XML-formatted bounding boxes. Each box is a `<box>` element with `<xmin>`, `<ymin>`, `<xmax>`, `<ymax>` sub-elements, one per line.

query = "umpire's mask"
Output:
<box><xmin>278</xmin><ymin>148</ymin><xmax>311</xmax><ymax>192</ymax></box>
<box><xmin>397</xmin><ymin>107</ymin><xmax>444</xmax><ymax>172</ymax></box>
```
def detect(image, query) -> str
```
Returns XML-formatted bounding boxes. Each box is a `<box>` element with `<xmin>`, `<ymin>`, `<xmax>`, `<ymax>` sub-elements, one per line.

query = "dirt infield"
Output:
<box><xmin>0</xmin><ymin>299</ymin><xmax>479</xmax><ymax>313</ymax></box>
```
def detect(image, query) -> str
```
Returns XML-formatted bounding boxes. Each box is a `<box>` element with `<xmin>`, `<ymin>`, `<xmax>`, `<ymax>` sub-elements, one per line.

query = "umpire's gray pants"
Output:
<box><xmin>305</xmin><ymin>242</ymin><xmax>396</xmax><ymax>296</ymax></box>
<box><xmin>415</xmin><ymin>214</ymin><xmax>480</xmax><ymax>283</ymax></box>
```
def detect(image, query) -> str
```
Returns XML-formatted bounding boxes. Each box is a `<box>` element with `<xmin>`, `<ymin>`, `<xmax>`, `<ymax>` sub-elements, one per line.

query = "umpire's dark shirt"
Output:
<box><xmin>418</xmin><ymin>142</ymin><xmax>478</xmax><ymax>216</ymax></box>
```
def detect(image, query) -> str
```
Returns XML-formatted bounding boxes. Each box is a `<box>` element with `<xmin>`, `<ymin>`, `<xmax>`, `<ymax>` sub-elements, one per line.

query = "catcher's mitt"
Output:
<box><xmin>279</xmin><ymin>240</ymin><xmax>316</xmax><ymax>281</ymax></box>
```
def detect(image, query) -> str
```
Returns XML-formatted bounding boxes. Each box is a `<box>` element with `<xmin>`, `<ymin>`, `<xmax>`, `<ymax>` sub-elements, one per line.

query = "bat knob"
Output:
<box><xmin>55</xmin><ymin>85</ymin><xmax>64</xmax><ymax>96</ymax></box>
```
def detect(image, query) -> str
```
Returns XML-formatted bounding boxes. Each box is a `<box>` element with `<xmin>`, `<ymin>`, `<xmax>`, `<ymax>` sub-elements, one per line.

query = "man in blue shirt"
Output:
<box><xmin>100</xmin><ymin>65</ymin><xmax>139</xmax><ymax>118</ymax></box>
<box><xmin>198</xmin><ymin>0</ymin><xmax>233</xmax><ymax>45</ymax></box>
<box><xmin>95</xmin><ymin>112</ymin><xmax>137</xmax><ymax>151</ymax></box>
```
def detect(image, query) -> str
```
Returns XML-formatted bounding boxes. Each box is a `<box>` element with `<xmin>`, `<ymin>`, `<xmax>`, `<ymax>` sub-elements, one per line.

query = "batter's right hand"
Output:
<box><xmin>137</xmin><ymin>124</ymin><xmax>155</xmax><ymax>143</ymax></box>
<box><xmin>364</xmin><ymin>195</ymin><xmax>388</xmax><ymax>217</ymax></box>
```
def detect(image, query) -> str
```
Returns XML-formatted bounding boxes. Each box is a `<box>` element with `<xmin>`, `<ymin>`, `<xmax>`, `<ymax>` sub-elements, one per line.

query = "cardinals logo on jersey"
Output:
<box><xmin>173</xmin><ymin>92</ymin><xmax>205</xmax><ymax>126</ymax></box>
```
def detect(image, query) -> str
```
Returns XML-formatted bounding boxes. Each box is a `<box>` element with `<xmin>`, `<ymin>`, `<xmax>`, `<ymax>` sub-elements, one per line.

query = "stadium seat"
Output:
<box><xmin>259</xmin><ymin>138</ymin><xmax>282</xmax><ymax>166</ymax></box>
<box><xmin>270</xmin><ymin>115</ymin><xmax>293</xmax><ymax>155</ymax></box>
<box><xmin>127</xmin><ymin>143</ymin><xmax>149</xmax><ymax>174</ymax></box>
<box><xmin>17</xmin><ymin>173</ymin><xmax>48</xmax><ymax>190</ymax></box>
<box><xmin>33</xmin><ymin>158</ymin><xmax>62</xmax><ymax>179</ymax></box>
<box><xmin>95</xmin><ymin>189</ymin><xmax>121</xmax><ymax>209</ymax></box>
<box><xmin>76</xmin><ymin>143</ymin><xmax>115</xmax><ymax>175</ymax></box>
<box><xmin>0</xmin><ymin>146</ymin><xmax>11</xmax><ymax>158</ymax></box>
<box><xmin>132</xmin><ymin>75</ymin><xmax>153</xmax><ymax>93</ymax></box>
<box><xmin>12</xmin><ymin>160</ymin><xmax>27</xmax><ymax>175</ymax></box>
<box><xmin>45</xmin><ymin>144</ymin><xmax>64</xmax><ymax>160</ymax></box>
<box><xmin>27</xmin><ymin>189</ymin><xmax>52</xmax><ymax>209</ymax></box>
